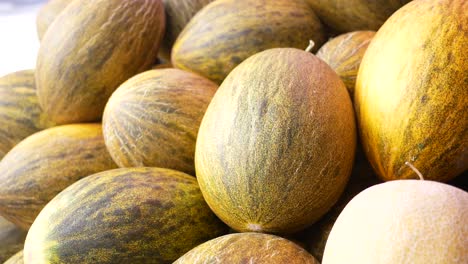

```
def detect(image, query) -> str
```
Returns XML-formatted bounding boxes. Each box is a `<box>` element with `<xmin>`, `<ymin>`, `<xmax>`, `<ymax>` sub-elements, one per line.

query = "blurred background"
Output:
<box><xmin>0</xmin><ymin>0</ymin><xmax>45</xmax><ymax>76</ymax></box>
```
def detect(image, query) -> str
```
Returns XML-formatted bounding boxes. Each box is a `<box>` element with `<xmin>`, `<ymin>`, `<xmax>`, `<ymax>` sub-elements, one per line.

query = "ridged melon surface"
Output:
<box><xmin>355</xmin><ymin>0</ymin><xmax>467</xmax><ymax>182</ymax></box>
<box><xmin>36</xmin><ymin>0</ymin><xmax>166</xmax><ymax>124</ymax></box>
<box><xmin>0</xmin><ymin>124</ymin><xmax>117</xmax><ymax>229</ymax></box>
<box><xmin>24</xmin><ymin>168</ymin><xmax>228</xmax><ymax>264</ymax></box>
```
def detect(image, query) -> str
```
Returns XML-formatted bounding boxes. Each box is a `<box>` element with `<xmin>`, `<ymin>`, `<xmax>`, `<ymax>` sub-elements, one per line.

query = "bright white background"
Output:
<box><xmin>0</xmin><ymin>1</ymin><xmax>44</xmax><ymax>77</ymax></box>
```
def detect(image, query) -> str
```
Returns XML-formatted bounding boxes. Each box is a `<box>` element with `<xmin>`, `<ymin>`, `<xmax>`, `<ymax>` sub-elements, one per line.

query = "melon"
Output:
<box><xmin>354</xmin><ymin>0</ymin><xmax>467</xmax><ymax>182</ymax></box>
<box><xmin>24</xmin><ymin>167</ymin><xmax>228</xmax><ymax>264</ymax></box>
<box><xmin>322</xmin><ymin>180</ymin><xmax>468</xmax><ymax>263</ymax></box>
<box><xmin>0</xmin><ymin>70</ymin><xmax>55</xmax><ymax>159</ymax></box>
<box><xmin>0</xmin><ymin>124</ymin><xmax>117</xmax><ymax>229</ymax></box>
<box><xmin>317</xmin><ymin>31</ymin><xmax>375</xmax><ymax>95</ymax></box>
<box><xmin>305</xmin><ymin>0</ymin><xmax>411</xmax><ymax>33</ymax></box>
<box><xmin>172</xmin><ymin>0</ymin><xmax>326</xmax><ymax>84</ymax></box>
<box><xmin>36</xmin><ymin>0</ymin><xmax>70</xmax><ymax>40</ymax></box>
<box><xmin>0</xmin><ymin>217</ymin><xmax>27</xmax><ymax>262</ymax></box>
<box><xmin>294</xmin><ymin>148</ymin><xmax>381</xmax><ymax>261</ymax></box>
<box><xmin>4</xmin><ymin>250</ymin><xmax>23</xmax><ymax>264</ymax></box>
<box><xmin>103</xmin><ymin>69</ymin><xmax>217</xmax><ymax>175</ymax></box>
<box><xmin>159</xmin><ymin>0</ymin><xmax>215</xmax><ymax>60</ymax></box>
<box><xmin>36</xmin><ymin>0</ymin><xmax>165</xmax><ymax>124</ymax></box>
<box><xmin>175</xmin><ymin>233</ymin><xmax>319</xmax><ymax>263</ymax></box>
<box><xmin>195</xmin><ymin>48</ymin><xmax>356</xmax><ymax>233</ymax></box>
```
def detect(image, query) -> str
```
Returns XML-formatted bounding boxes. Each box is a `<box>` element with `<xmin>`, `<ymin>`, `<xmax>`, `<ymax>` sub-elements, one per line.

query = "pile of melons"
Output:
<box><xmin>0</xmin><ymin>0</ymin><xmax>466</xmax><ymax>263</ymax></box>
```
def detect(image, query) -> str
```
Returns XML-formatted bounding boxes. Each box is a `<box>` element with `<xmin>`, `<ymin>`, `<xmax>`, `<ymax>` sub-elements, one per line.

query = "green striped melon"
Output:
<box><xmin>159</xmin><ymin>0</ymin><xmax>215</xmax><ymax>60</ymax></box>
<box><xmin>24</xmin><ymin>168</ymin><xmax>228</xmax><ymax>263</ymax></box>
<box><xmin>195</xmin><ymin>48</ymin><xmax>356</xmax><ymax>234</ymax></box>
<box><xmin>316</xmin><ymin>31</ymin><xmax>375</xmax><ymax>95</ymax></box>
<box><xmin>0</xmin><ymin>70</ymin><xmax>55</xmax><ymax>159</ymax></box>
<box><xmin>354</xmin><ymin>0</ymin><xmax>467</xmax><ymax>182</ymax></box>
<box><xmin>103</xmin><ymin>68</ymin><xmax>218</xmax><ymax>175</ymax></box>
<box><xmin>172</xmin><ymin>0</ymin><xmax>326</xmax><ymax>84</ymax></box>
<box><xmin>305</xmin><ymin>0</ymin><xmax>411</xmax><ymax>32</ymax></box>
<box><xmin>0</xmin><ymin>124</ymin><xmax>117</xmax><ymax>229</ymax></box>
<box><xmin>36</xmin><ymin>0</ymin><xmax>165</xmax><ymax>124</ymax></box>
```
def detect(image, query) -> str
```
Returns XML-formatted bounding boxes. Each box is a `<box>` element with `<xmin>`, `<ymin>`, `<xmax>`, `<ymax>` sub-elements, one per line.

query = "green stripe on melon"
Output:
<box><xmin>0</xmin><ymin>70</ymin><xmax>55</xmax><ymax>159</ymax></box>
<box><xmin>0</xmin><ymin>124</ymin><xmax>117</xmax><ymax>229</ymax></box>
<box><xmin>36</xmin><ymin>0</ymin><xmax>166</xmax><ymax>124</ymax></box>
<box><xmin>172</xmin><ymin>0</ymin><xmax>326</xmax><ymax>84</ymax></box>
<box><xmin>24</xmin><ymin>167</ymin><xmax>228</xmax><ymax>263</ymax></box>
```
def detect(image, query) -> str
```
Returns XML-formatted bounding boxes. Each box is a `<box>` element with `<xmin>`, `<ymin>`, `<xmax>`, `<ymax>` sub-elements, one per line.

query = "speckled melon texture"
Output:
<box><xmin>355</xmin><ymin>0</ymin><xmax>467</xmax><ymax>182</ymax></box>
<box><xmin>36</xmin><ymin>0</ymin><xmax>165</xmax><ymax>124</ymax></box>
<box><xmin>0</xmin><ymin>124</ymin><xmax>117</xmax><ymax>229</ymax></box>
<box><xmin>103</xmin><ymin>68</ymin><xmax>217</xmax><ymax>175</ymax></box>
<box><xmin>317</xmin><ymin>31</ymin><xmax>375</xmax><ymax>95</ymax></box>
<box><xmin>175</xmin><ymin>233</ymin><xmax>319</xmax><ymax>264</ymax></box>
<box><xmin>195</xmin><ymin>48</ymin><xmax>356</xmax><ymax>234</ymax></box>
<box><xmin>172</xmin><ymin>0</ymin><xmax>325</xmax><ymax>84</ymax></box>
<box><xmin>0</xmin><ymin>70</ymin><xmax>55</xmax><ymax>160</ymax></box>
<box><xmin>24</xmin><ymin>168</ymin><xmax>227</xmax><ymax>264</ymax></box>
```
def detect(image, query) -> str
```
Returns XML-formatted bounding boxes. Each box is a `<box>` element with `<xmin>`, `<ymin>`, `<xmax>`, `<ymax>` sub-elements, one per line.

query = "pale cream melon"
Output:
<box><xmin>322</xmin><ymin>179</ymin><xmax>468</xmax><ymax>263</ymax></box>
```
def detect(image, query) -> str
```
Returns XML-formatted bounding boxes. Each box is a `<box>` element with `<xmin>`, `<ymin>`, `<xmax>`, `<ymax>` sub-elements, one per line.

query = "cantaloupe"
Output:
<box><xmin>322</xmin><ymin>179</ymin><xmax>468</xmax><ymax>263</ymax></box>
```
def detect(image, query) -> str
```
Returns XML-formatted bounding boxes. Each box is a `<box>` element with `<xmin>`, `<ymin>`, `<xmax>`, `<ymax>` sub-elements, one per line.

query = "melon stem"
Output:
<box><xmin>305</xmin><ymin>40</ymin><xmax>315</xmax><ymax>52</ymax></box>
<box><xmin>405</xmin><ymin>161</ymin><xmax>424</xmax><ymax>180</ymax></box>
